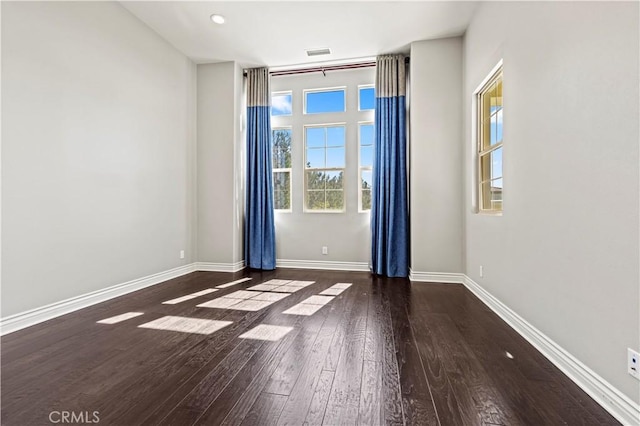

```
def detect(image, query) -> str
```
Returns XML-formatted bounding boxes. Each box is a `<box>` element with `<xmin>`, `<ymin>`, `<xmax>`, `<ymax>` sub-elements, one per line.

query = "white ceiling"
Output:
<box><xmin>121</xmin><ymin>1</ymin><xmax>478</xmax><ymax>68</ymax></box>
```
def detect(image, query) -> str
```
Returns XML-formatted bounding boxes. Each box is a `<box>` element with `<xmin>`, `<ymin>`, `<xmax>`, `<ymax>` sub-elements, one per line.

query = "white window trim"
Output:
<box><xmin>303</xmin><ymin>123</ymin><xmax>347</xmax><ymax>213</ymax></box>
<box><xmin>473</xmin><ymin>59</ymin><xmax>503</xmax><ymax>216</ymax></box>
<box><xmin>303</xmin><ymin>87</ymin><xmax>347</xmax><ymax>115</ymax></box>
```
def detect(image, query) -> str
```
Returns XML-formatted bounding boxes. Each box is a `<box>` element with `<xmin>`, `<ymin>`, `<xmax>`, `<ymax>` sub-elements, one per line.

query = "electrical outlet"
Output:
<box><xmin>322</xmin><ymin>246</ymin><xmax>328</xmax><ymax>255</ymax></box>
<box><xmin>628</xmin><ymin>348</ymin><xmax>639</xmax><ymax>379</ymax></box>
<box><xmin>479</xmin><ymin>265</ymin><xmax>484</xmax><ymax>278</ymax></box>
<box><xmin>180</xmin><ymin>250</ymin><xmax>185</xmax><ymax>259</ymax></box>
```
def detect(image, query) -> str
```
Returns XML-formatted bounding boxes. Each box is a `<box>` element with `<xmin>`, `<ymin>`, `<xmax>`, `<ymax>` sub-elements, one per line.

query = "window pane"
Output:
<box><xmin>326</xmin><ymin>126</ymin><xmax>345</xmax><ymax>147</ymax></box>
<box><xmin>480</xmin><ymin>148</ymin><xmax>502</xmax><ymax>182</ymax></box>
<box><xmin>306</xmin><ymin>148</ymin><xmax>325</xmax><ymax>168</ymax></box>
<box><xmin>490</xmin><ymin>112</ymin><xmax>497</xmax><ymax>145</ymax></box>
<box><xmin>480</xmin><ymin>179</ymin><xmax>503</xmax><ymax>210</ymax></box>
<box><xmin>306</xmin><ymin>127</ymin><xmax>325</xmax><ymax>148</ymax></box>
<box><xmin>491</xmin><ymin>147</ymin><xmax>503</xmax><ymax>180</ymax></box>
<box><xmin>273</xmin><ymin>171</ymin><xmax>291</xmax><ymax>210</ymax></box>
<box><xmin>326</xmin><ymin>148</ymin><xmax>345</xmax><ymax>168</ymax></box>
<box><xmin>325</xmin><ymin>171</ymin><xmax>344</xmax><ymax>190</ymax></box>
<box><xmin>272</xmin><ymin>129</ymin><xmax>292</xmax><ymax>169</ymax></box>
<box><xmin>360</xmin><ymin>146</ymin><xmax>373</xmax><ymax>167</ymax></box>
<box><xmin>306</xmin><ymin>190</ymin><xmax>325</xmax><ymax>210</ymax></box>
<box><xmin>305</xmin><ymin>90</ymin><xmax>345</xmax><ymax>114</ymax></box>
<box><xmin>325</xmin><ymin>190</ymin><xmax>344</xmax><ymax>210</ymax></box>
<box><xmin>359</xmin><ymin>87</ymin><xmax>375</xmax><ymax>110</ymax></box>
<box><xmin>272</xmin><ymin>93</ymin><xmax>292</xmax><ymax>116</ymax></box>
<box><xmin>306</xmin><ymin>170</ymin><xmax>326</xmax><ymax>190</ymax></box>
<box><xmin>496</xmin><ymin>108</ymin><xmax>503</xmax><ymax>143</ymax></box>
<box><xmin>360</xmin><ymin>124</ymin><xmax>374</xmax><ymax>146</ymax></box>
<box><xmin>361</xmin><ymin>189</ymin><xmax>372</xmax><ymax>211</ymax></box>
<box><xmin>361</xmin><ymin>170</ymin><xmax>372</xmax><ymax>190</ymax></box>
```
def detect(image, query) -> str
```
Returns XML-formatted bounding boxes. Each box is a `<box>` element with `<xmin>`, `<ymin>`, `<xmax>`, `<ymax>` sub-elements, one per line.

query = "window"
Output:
<box><xmin>272</xmin><ymin>128</ymin><xmax>292</xmax><ymax>210</ymax></box>
<box><xmin>359</xmin><ymin>86</ymin><xmax>375</xmax><ymax>111</ymax></box>
<box><xmin>304</xmin><ymin>88</ymin><xmax>346</xmax><ymax>114</ymax></box>
<box><xmin>272</xmin><ymin>92</ymin><xmax>292</xmax><ymax>116</ymax></box>
<box><xmin>359</xmin><ymin>123</ymin><xmax>374</xmax><ymax>211</ymax></box>
<box><xmin>304</xmin><ymin>125</ymin><xmax>345</xmax><ymax>211</ymax></box>
<box><xmin>477</xmin><ymin>65</ymin><xmax>503</xmax><ymax>212</ymax></box>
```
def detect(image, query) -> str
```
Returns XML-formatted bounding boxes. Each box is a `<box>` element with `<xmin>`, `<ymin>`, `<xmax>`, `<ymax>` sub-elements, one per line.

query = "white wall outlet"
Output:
<box><xmin>322</xmin><ymin>246</ymin><xmax>328</xmax><ymax>255</ymax></box>
<box><xmin>180</xmin><ymin>250</ymin><xmax>185</xmax><ymax>259</ymax></box>
<box><xmin>628</xmin><ymin>348</ymin><xmax>639</xmax><ymax>379</ymax></box>
<box><xmin>479</xmin><ymin>265</ymin><xmax>484</xmax><ymax>278</ymax></box>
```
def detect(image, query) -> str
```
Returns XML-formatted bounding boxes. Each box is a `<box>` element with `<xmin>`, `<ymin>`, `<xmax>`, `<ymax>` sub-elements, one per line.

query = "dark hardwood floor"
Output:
<box><xmin>1</xmin><ymin>269</ymin><xmax>619</xmax><ymax>425</ymax></box>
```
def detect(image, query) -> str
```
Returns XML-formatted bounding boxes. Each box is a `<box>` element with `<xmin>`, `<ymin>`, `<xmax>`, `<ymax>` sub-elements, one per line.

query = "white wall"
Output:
<box><xmin>464</xmin><ymin>1</ymin><xmax>639</xmax><ymax>402</ymax></box>
<box><xmin>271</xmin><ymin>68</ymin><xmax>375</xmax><ymax>265</ymax></box>
<box><xmin>196</xmin><ymin>62</ymin><xmax>244</xmax><ymax>265</ymax></box>
<box><xmin>410</xmin><ymin>37</ymin><xmax>463</xmax><ymax>275</ymax></box>
<box><xmin>1</xmin><ymin>1</ymin><xmax>197</xmax><ymax>316</ymax></box>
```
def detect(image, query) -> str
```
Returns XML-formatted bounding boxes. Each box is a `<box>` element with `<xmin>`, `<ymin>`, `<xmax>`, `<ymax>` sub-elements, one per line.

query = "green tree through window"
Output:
<box><xmin>272</xmin><ymin>129</ymin><xmax>292</xmax><ymax>210</ymax></box>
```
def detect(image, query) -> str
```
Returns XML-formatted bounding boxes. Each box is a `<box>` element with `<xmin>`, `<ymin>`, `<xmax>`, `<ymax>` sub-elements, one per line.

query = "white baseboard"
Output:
<box><xmin>462</xmin><ymin>275</ymin><xmax>640</xmax><ymax>426</ymax></box>
<box><xmin>276</xmin><ymin>259</ymin><xmax>370</xmax><ymax>272</ymax></box>
<box><xmin>0</xmin><ymin>263</ymin><xmax>196</xmax><ymax>336</ymax></box>
<box><xmin>194</xmin><ymin>261</ymin><xmax>246</xmax><ymax>273</ymax></box>
<box><xmin>409</xmin><ymin>269</ymin><xmax>465</xmax><ymax>284</ymax></box>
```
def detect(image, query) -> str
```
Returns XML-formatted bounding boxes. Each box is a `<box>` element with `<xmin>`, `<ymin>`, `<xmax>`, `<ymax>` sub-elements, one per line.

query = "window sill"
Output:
<box><xmin>476</xmin><ymin>210</ymin><xmax>503</xmax><ymax>217</ymax></box>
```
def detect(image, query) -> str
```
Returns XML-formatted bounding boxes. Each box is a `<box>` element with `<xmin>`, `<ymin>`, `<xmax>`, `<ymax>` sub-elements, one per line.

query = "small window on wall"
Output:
<box><xmin>477</xmin><ymin>64</ymin><xmax>503</xmax><ymax>213</ymax></box>
<box><xmin>359</xmin><ymin>86</ymin><xmax>375</xmax><ymax>111</ymax></box>
<box><xmin>359</xmin><ymin>123</ymin><xmax>374</xmax><ymax>211</ymax></box>
<box><xmin>272</xmin><ymin>92</ymin><xmax>292</xmax><ymax>116</ymax></box>
<box><xmin>272</xmin><ymin>128</ymin><xmax>292</xmax><ymax>210</ymax></box>
<box><xmin>304</xmin><ymin>88</ymin><xmax>346</xmax><ymax>114</ymax></box>
<box><xmin>304</xmin><ymin>125</ymin><xmax>345</xmax><ymax>211</ymax></box>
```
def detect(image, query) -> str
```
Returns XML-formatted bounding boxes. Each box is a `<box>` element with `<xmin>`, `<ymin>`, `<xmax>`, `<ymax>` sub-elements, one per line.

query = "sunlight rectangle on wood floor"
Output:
<box><xmin>138</xmin><ymin>316</ymin><xmax>232</xmax><ymax>335</ymax></box>
<box><xmin>239</xmin><ymin>324</ymin><xmax>294</xmax><ymax>341</ymax></box>
<box><xmin>216</xmin><ymin>277</ymin><xmax>252</xmax><ymax>289</ymax></box>
<box><xmin>97</xmin><ymin>312</ymin><xmax>144</xmax><ymax>324</ymax></box>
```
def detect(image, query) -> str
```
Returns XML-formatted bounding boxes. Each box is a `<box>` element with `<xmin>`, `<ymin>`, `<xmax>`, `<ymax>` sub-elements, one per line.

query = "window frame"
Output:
<box><xmin>303</xmin><ymin>123</ymin><xmax>347</xmax><ymax>213</ymax></box>
<box><xmin>358</xmin><ymin>121</ymin><xmax>374</xmax><ymax>212</ymax></box>
<box><xmin>271</xmin><ymin>126</ymin><xmax>293</xmax><ymax>212</ymax></box>
<box><xmin>303</xmin><ymin>87</ymin><xmax>347</xmax><ymax>115</ymax></box>
<box><xmin>475</xmin><ymin>61</ymin><xmax>503</xmax><ymax>215</ymax></box>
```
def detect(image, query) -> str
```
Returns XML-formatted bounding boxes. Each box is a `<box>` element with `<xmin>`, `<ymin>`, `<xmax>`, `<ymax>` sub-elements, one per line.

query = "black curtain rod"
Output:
<box><xmin>243</xmin><ymin>57</ymin><xmax>409</xmax><ymax>77</ymax></box>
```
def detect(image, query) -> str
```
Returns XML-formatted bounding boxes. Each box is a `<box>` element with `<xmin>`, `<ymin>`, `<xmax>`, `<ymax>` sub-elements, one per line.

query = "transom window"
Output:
<box><xmin>304</xmin><ymin>125</ymin><xmax>346</xmax><ymax>211</ymax></box>
<box><xmin>477</xmin><ymin>65</ymin><xmax>503</xmax><ymax>212</ymax></box>
<box><xmin>359</xmin><ymin>86</ymin><xmax>375</xmax><ymax>111</ymax></box>
<box><xmin>304</xmin><ymin>88</ymin><xmax>346</xmax><ymax>114</ymax></box>
<box><xmin>271</xmin><ymin>92</ymin><xmax>292</xmax><ymax>116</ymax></box>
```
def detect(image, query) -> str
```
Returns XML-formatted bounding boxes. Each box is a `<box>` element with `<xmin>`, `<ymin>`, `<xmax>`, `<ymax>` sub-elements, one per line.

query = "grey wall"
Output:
<box><xmin>196</xmin><ymin>62</ymin><xmax>244</xmax><ymax>264</ymax></box>
<box><xmin>464</xmin><ymin>1</ymin><xmax>639</xmax><ymax>401</ymax></box>
<box><xmin>1</xmin><ymin>1</ymin><xmax>197</xmax><ymax>316</ymax></box>
<box><xmin>409</xmin><ymin>38</ymin><xmax>463</xmax><ymax>274</ymax></box>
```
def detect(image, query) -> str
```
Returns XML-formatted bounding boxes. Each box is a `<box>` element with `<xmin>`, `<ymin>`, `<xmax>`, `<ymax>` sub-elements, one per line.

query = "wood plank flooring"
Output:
<box><xmin>1</xmin><ymin>269</ymin><xmax>619</xmax><ymax>425</ymax></box>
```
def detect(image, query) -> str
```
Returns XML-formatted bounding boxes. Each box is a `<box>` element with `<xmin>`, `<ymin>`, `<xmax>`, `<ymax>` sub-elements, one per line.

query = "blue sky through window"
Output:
<box><xmin>359</xmin><ymin>87</ymin><xmax>375</xmax><ymax>110</ymax></box>
<box><xmin>306</xmin><ymin>90</ymin><xmax>345</xmax><ymax>114</ymax></box>
<box><xmin>272</xmin><ymin>93</ymin><xmax>292</xmax><ymax>116</ymax></box>
<box><xmin>305</xmin><ymin>126</ymin><xmax>345</xmax><ymax>168</ymax></box>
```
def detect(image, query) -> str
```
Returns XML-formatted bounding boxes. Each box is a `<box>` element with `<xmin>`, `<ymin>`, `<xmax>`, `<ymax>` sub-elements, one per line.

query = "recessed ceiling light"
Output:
<box><xmin>210</xmin><ymin>14</ymin><xmax>225</xmax><ymax>24</ymax></box>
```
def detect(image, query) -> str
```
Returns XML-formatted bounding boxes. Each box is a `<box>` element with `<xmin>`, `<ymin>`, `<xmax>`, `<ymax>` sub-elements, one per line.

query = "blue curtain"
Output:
<box><xmin>371</xmin><ymin>55</ymin><xmax>409</xmax><ymax>277</ymax></box>
<box><xmin>245</xmin><ymin>68</ymin><xmax>276</xmax><ymax>270</ymax></box>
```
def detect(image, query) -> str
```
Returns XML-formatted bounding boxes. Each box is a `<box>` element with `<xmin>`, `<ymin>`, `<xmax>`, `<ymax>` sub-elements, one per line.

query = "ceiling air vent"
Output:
<box><xmin>306</xmin><ymin>48</ymin><xmax>331</xmax><ymax>57</ymax></box>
